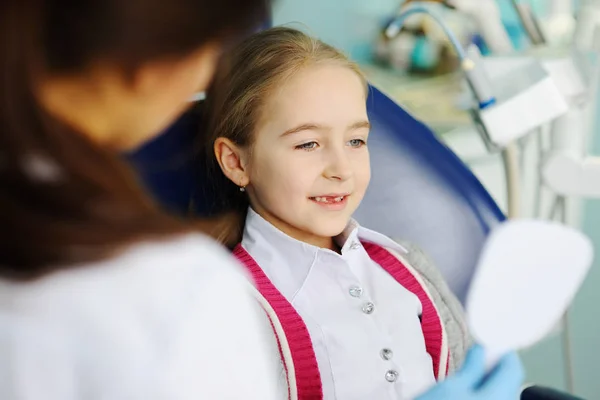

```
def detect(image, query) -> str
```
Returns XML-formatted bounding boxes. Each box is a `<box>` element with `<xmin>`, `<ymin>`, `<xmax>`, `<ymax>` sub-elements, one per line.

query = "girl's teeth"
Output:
<box><xmin>313</xmin><ymin>196</ymin><xmax>344</xmax><ymax>203</ymax></box>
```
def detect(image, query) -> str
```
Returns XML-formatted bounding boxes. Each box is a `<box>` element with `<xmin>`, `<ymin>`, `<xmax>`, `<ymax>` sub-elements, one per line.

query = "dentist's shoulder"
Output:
<box><xmin>0</xmin><ymin>233</ymin><xmax>284</xmax><ymax>400</ymax></box>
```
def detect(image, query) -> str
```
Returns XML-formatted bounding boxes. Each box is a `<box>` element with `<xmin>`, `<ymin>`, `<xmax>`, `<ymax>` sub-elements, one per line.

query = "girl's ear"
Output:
<box><xmin>214</xmin><ymin>137</ymin><xmax>250</xmax><ymax>187</ymax></box>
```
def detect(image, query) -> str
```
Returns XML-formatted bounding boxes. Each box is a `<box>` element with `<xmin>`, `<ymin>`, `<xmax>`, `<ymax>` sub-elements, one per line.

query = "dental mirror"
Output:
<box><xmin>466</xmin><ymin>219</ymin><xmax>593</xmax><ymax>367</ymax></box>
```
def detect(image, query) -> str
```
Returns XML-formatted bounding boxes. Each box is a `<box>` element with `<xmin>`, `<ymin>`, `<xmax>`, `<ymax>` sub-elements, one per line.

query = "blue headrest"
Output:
<box><xmin>354</xmin><ymin>86</ymin><xmax>504</xmax><ymax>302</ymax></box>
<box><xmin>126</xmin><ymin>108</ymin><xmax>209</xmax><ymax>215</ymax></box>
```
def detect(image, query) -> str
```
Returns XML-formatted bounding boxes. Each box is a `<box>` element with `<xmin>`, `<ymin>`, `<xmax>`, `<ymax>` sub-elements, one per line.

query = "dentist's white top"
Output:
<box><xmin>0</xmin><ymin>234</ymin><xmax>285</xmax><ymax>400</ymax></box>
<box><xmin>241</xmin><ymin>208</ymin><xmax>437</xmax><ymax>400</ymax></box>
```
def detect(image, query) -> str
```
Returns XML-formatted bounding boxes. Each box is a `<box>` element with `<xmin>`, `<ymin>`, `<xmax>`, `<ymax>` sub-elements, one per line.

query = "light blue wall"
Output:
<box><xmin>272</xmin><ymin>0</ymin><xmax>398</xmax><ymax>62</ymax></box>
<box><xmin>520</xmin><ymin>234</ymin><xmax>600</xmax><ymax>395</ymax></box>
<box><xmin>570</xmin><ymin>126</ymin><xmax>600</xmax><ymax>398</ymax></box>
<box><xmin>520</xmin><ymin>336</ymin><xmax>567</xmax><ymax>391</ymax></box>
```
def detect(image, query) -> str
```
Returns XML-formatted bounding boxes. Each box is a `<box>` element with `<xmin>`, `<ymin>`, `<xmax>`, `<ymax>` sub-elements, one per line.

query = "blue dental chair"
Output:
<box><xmin>128</xmin><ymin>86</ymin><xmax>583</xmax><ymax>400</ymax></box>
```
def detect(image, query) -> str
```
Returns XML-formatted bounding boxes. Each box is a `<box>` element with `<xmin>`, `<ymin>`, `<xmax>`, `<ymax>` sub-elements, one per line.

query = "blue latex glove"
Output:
<box><xmin>416</xmin><ymin>345</ymin><xmax>524</xmax><ymax>400</ymax></box>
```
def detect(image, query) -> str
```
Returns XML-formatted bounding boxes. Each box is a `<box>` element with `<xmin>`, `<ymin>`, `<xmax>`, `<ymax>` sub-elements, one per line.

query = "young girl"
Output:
<box><xmin>203</xmin><ymin>27</ymin><xmax>470</xmax><ymax>399</ymax></box>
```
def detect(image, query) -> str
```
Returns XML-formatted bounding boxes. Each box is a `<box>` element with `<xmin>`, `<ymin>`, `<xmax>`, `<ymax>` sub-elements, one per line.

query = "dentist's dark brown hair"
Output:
<box><xmin>0</xmin><ymin>0</ymin><xmax>268</xmax><ymax>280</ymax></box>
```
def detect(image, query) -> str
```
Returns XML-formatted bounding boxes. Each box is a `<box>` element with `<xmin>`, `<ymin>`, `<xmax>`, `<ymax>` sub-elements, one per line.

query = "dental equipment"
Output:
<box><xmin>511</xmin><ymin>0</ymin><xmax>547</xmax><ymax>45</ymax></box>
<box><xmin>513</xmin><ymin>3</ymin><xmax>600</xmax><ymax>392</ymax></box>
<box><xmin>386</xmin><ymin>5</ymin><xmax>569</xmax><ymax>218</ymax></box>
<box><xmin>542</xmin><ymin>0</ymin><xmax>577</xmax><ymax>46</ymax></box>
<box><xmin>445</xmin><ymin>0</ymin><xmax>514</xmax><ymax>54</ymax></box>
<box><xmin>386</xmin><ymin>5</ymin><xmax>495</xmax><ymax>109</ymax></box>
<box><xmin>541</xmin><ymin>7</ymin><xmax>600</xmax><ymax>200</ymax></box>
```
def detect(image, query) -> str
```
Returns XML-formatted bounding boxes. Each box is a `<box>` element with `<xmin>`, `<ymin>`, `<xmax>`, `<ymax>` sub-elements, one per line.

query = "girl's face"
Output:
<box><xmin>245</xmin><ymin>64</ymin><xmax>370</xmax><ymax>248</ymax></box>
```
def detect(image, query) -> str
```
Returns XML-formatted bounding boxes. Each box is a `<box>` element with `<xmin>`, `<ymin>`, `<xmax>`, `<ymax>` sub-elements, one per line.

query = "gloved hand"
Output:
<box><xmin>416</xmin><ymin>345</ymin><xmax>524</xmax><ymax>400</ymax></box>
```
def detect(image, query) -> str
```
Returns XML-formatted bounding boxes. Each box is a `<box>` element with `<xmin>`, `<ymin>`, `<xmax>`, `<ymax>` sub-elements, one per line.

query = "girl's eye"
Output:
<box><xmin>295</xmin><ymin>141</ymin><xmax>318</xmax><ymax>150</ymax></box>
<box><xmin>348</xmin><ymin>138</ymin><xmax>366</xmax><ymax>148</ymax></box>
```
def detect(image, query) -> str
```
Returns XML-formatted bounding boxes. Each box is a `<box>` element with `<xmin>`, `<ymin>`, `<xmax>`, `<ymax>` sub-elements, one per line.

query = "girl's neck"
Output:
<box><xmin>251</xmin><ymin>206</ymin><xmax>339</xmax><ymax>252</ymax></box>
<box><xmin>279</xmin><ymin>223</ymin><xmax>338</xmax><ymax>252</ymax></box>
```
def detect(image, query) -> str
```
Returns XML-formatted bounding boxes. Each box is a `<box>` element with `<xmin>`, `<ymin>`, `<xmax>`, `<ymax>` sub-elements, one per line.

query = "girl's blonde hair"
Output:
<box><xmin>201</xmin><ymin>26</ymin><xmax>367</xmax><ymax>246</ymax></box>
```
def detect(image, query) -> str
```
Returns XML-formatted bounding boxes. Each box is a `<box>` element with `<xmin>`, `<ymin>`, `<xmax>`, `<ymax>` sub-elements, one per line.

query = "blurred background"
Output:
<box><xmin>269</xmin><ymin>0</ymin><xmax>600</xmax><ymax>398</ymax></box>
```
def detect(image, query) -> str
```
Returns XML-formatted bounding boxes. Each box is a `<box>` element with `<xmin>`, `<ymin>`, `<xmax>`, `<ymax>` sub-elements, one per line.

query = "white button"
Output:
<box><xmin>385</xmin><ymin>370</ymin><xmax>399</xmax><ymax>383</ymax></box>
<box><xmin>380</xmin><ymin>348</ymin><xmax>394</xmax><ymax>361</ymax></box>
<box><xmin>362</xmin><ymin>302</ymin><xmax>375</xmax><ymax>314</ymax></box>
<box><xmin>349</xmin><ymin>286</ymin><xmax>363</xmax><ymax>298</ymax></box>
<box><xmin>350</xmin><ymin>242</ymin><xmax>361</xmax><ymax>250</ymax></box>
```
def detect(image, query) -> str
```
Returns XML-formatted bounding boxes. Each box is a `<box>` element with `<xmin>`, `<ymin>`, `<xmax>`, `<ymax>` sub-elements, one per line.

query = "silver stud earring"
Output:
<box><xmin>239</xmin><ymin>186</ymin><xmax>246</xmax><ymax>192</ymax></box>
